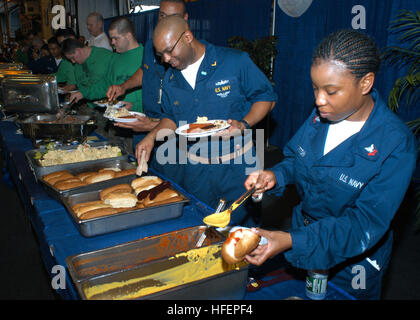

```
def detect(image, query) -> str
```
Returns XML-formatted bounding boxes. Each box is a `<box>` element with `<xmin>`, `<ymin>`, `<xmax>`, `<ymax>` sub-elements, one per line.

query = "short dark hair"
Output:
<box><xmin>312</xmin><ymin>29</ymin><xmax>381</xmax><ymax>79</ymax></box>
<box><xmin>108</xmin><ymin>17</ymin><xmax>136</xmax><ymax>38</ymax></box>
<box><xmin>61</xmin><ymin>38</ymin><xmax>84</xmax><ymax>55</ymax></box>
<box><xmin>47</xmin><ymin>37</ymin><xmax>59</xmax><ymax>46</ymax></box>
<box><xmin>55</xmin><ymin>27</ymin><xmax>76</xmax><ymax>39</ymax></box>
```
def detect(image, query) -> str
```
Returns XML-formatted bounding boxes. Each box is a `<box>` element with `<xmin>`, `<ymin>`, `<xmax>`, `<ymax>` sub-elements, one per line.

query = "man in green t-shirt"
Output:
<box><xmin>85</xmin><ymin>16</ymin><xmax>144</xmax><ymax>112</ymax></box>
<box><xmin>61</xmin><ymin>39</ymin><xmax>114</xmax><ymax>104</ymax></box>
<box><xmin>61</xmin><ymin>38</ymin><xmax>115</xmax><ymax>141</ymax></box>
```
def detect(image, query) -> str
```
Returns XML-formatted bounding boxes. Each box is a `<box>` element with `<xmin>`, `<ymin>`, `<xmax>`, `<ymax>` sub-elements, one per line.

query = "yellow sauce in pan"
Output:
<box><xmin>83</xmin><ymin>244</ymin><xmax>247</xmax><ymax>300</ymax></box>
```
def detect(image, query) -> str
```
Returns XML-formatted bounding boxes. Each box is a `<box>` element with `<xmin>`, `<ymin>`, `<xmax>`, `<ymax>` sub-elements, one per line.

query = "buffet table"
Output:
<box><xmin>0</xmin><ymin>120</ymin><xmax>355</xmax><ymax>301</ymax></box>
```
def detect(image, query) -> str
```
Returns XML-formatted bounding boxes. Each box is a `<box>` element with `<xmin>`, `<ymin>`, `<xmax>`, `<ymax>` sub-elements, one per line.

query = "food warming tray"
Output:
<box><xmin>1</xmin><ymin>74</ymin><xmax>59</xmax><ymax>113</ymax></box>
<box><xmin>25</xmin><ymin>141</ymin><xmax>129</xmax><ymax>181</ymax></box>
<box><xmin>39</xmin><ymin>159</ymin><xmax>137</xmax><ymax>202</ymax></box>
<box><xmin>17</xmin><ymin>114</ymin><xmax>96</xmax><ymax>142</ymax></box>
<box><xmin>66</xmin><ymin>226</ymin><xmax>249</xmax><ymax>299</ymax></box>
<box><xmin>62</xmin><ymin>176</ymin><xmax>190</xmax><ymax>237</ymax></box>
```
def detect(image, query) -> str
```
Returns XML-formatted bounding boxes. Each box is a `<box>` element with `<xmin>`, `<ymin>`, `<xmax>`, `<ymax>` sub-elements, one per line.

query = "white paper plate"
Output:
<box><xmin>94</xmin><ymin>101</ymin><xmax>125</xmax><ymax>108</ymax></box>
<box><xmin>58</xmin><ymin>88</ymin><xmax>79</xmax><ymax>94</ymax></box>
<box><xmin>175</xmin><ymin>120</ymin><xmax>230</xmax><ymax>138</ymax></box>
<box><xmin>107</xmin><ymin>111</ymin><xmax>145</xmax><ymax>123</ymax></box>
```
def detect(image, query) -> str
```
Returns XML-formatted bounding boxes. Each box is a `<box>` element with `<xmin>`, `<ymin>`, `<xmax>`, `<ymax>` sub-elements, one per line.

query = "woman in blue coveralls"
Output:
<box><xmin>244</xmin><ymin>29</ymin><xmax>417</xmax><ymax>299</ymax></box>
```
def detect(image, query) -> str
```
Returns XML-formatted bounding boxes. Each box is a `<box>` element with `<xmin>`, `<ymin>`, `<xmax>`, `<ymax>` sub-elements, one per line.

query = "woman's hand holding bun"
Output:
<box><xmin>243</xmin><ymin>228</ymin><xmax>292</xmax><ymax>267</ymax></box>
<box><xmin>221</xmin><ymin>228</ymin><xmax>261</xmax><ymax>264</ymax></box>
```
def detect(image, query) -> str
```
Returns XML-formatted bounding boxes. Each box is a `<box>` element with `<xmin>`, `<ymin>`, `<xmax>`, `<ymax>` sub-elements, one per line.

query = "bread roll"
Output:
<box><xmin>103</xmin><ymin>192</ymin><xmax>138</xmax><ymax>208</ymax></box>
<box><xmin>130</xmin><ymin>176</ymin><xmax>162</xmax><ymax>190</ymax></box>
<box><xmin>84</xmin><ymin>171</ymin><xmax>116</xmax><ymax>184</ymax></box>
<box><xmin>72</xmin><ymin>200</ymin><xmax>103</xmax><ymax>212</ymax></box>
<box><xmin>134</xmin><ymin>184</ymin><xmax>156</xmax><ymax>196</ymax></box>
<box><xmin>79</xmin><ymin>207</ymin><xmax>118</xmax><ymax>220</ymax></box>
<box><xmin>144</xmin><ymin>195</ymin><xmax>184</xmax><ymax>207</ymax></box>
<box><xmin>55</xmin><ymin>180</ymin><xmax>86</xmax><ymax>190</ymax></box>
<box><xmin>43</xmin><ymin>170</ymin><xmax>71</xmax><ymax>183</ymax></box>
<box><xmin>99</xmin><ymin>184</ymin><xmax>133</xmax><ymax>201</ymax></box>
<box><xmin>221</xmin><ymin>228</ymin><xmax>261</xmax><ymax>264</ymax></box>
<box><xmin>142</xmin><ymin>188</ymin><xmax>181</xmax><ymax>206</ymax></box>
<box><xmin>114</xmin><ymin>168</ymin><xmax>137</xmax><ymax>178</ymax></box>
<box><xmin>76</xmin><ymin>171</ymin><xmax>97</xmax><ymax>182</ymax></box>
<box><xmin>47</xmin><ymin>173</ymin><xmax>75</xmax><ymax>185</ymax></box>
<box><xmin>98</xmin><ymin>167</ymin><xmax>122</xmax><ymax>172</ymax></box>
<box><xmin>72</xmin><ymin>201</ymin><xmax>112</xmax><ymax>217</ymax></box>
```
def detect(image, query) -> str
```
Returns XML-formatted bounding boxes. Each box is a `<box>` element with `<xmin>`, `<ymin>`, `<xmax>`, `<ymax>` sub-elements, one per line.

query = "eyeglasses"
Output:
<box><xmin>156</xmin><ymin>31</ymin><xmax>185</xmax><ymax>59</ymax></box>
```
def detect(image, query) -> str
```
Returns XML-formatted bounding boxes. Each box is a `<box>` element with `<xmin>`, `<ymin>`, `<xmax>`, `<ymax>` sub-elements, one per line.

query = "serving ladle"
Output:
<box><xmin>202</xmin><ymin>187</ymin><xmax>256</xmax><ymax>228</ymax></box>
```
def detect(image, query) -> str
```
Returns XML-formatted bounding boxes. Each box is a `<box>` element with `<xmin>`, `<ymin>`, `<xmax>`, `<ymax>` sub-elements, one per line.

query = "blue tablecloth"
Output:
<box><xmin>0</xmin><ymin>120</ymin><xmax>355</xmax><ymax>300</ymax></box>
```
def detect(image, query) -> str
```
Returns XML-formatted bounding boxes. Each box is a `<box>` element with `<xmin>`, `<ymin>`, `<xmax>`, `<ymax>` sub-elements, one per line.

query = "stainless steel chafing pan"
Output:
<box><xmin>66</xmin><ymin>226</ymin><xmax>249</xmax><ymax>299</ymax></box>
<box><xmin>17</xmin><ymin>114</ymin><xmax>96</xmax><ymax>142</ymax></box>
<box><xmin>39</xmin><ymin>158</ymin><xmax>137</xmax><ymax>202</ymax></box>
<box><xmin>25</xmin><ymin>141</ymin><xmax>129</xmax><ymax>181</ymax></box>
<box><xmin>1</xmin><ymin>74</ymin><xmax>59</xmax><ymax>113</ymax></box>
<box><xmin>62</xmin><ymin>175</ymin><xmax>190</xmax><ymax>237</ymax></box>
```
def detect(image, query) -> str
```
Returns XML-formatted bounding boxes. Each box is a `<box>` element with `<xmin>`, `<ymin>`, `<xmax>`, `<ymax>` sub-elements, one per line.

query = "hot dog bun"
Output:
<box><xmin>99</xmin><ymin>184</ymin><xmax>133</xmax><ymax>201</ymax></box>
<box><xmin>72</xmin><ymin>201</ymin><xmax>113</xmax><ymax>217</ymax></box>
<box><xmin>43</xmin><ymin>170</ymin><xmax>71</xmax><ymax>183</ymax></box>
<box><xmin>55</xmin><ymin>179</ymin><xmax>86</xmax><ymax>190</ymax></box>
<box><xmin>76</xmin><ymin>171</ymin><xmax>97</xmax><ymax>182</ymax></box>
<box><xmin>103</xmin><ymin>192</ymin><xmax>138</xmax><ymax>208</ymax></box>
<box><xmin>47</xmin><ymin>173</ymin><xmax>75</xmax><ymax>185</ymax></box>
<box><xmin>98</xmin><ymin>167</ymin><xmax>122</xmax><ymax>173</ymax></box>
<box><xmin>114</xmin><ymin>168</ymin><xmax>137</xmax><ymax>178</ymax></box>
<box><xmin>221</xmin><ymin>228</ymin><xmax>261</xmax><ymax>264</ymax></box>
<box><xmin>84</xmin><ymin>171</ymin><xmax>116</xmax><ymax>184</ymax></box>
<box><xmin>142</xmin><ymin>188</ymin><xmax>181</xmax><ymax>206</ymax></box>
<box><xmin>79</xmin><ymin>207</ymin><xmax>118</xmax><ymax>220</ymax></box>
<box><xmin>131</xmin><ymin>176</ymin><xmax>162</xmax><ymax>190</ymax></box>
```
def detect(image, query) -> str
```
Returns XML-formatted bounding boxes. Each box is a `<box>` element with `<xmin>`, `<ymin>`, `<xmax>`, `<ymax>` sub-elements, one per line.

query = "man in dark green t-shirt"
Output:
<box><xmin>61</xmin><ymin>39</ymin><xmax>115</xmax><ymax>140</ymax></box>
<box><xmin>86</xmin><ymin>16</ymin><xmax>144</xmax><ymax>113</ymax></box>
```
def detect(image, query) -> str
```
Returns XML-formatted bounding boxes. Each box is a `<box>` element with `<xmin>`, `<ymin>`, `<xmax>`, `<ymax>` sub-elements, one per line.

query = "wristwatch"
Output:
<box><xmin>239</xmin><ymin>119</ymin><xmax>251</xmax><ymax>130</ymax></box>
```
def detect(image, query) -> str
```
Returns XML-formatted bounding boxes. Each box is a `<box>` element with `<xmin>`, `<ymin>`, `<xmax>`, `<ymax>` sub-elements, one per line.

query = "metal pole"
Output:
<box><xmin>266</xmin><ymin>0</ymin><xmax>276</xmax><ymax>149</ymax></box>
<box><xmin>4</xmin><ymin>0</ymin><xmax>10</xmax><ymax>43</ymax></box>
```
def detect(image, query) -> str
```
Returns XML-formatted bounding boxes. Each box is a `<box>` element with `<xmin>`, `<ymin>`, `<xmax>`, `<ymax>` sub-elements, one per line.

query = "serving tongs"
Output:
<box><xmin>136</xmin><ymin>149</ymin><xmax>148</xmax><ymax>176</ymax></box>
<box><xmin>196</xmin><ymin>198</ymin><xmax>227</xmax><ymax>247</ymax></box>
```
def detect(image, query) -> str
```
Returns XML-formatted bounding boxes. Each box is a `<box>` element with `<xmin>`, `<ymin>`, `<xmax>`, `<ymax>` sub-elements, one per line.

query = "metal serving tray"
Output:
<box><xmin>66</xmin><ymin>226</ymin><xmax>249</xmax><ymax>300</ymax></box>
<box><xmin>62</xmin><ymin>176</ymin><xmax>190</xmax><ymax>237</ymax></box>
<box><xmin>25</xmin><ymin>141</ymin><xmax>129</xmax><ymax>181</ymax></box>
<box><xmin>17</xmin><ymin>114</ymin><xmax>96</xmax><ymax>142</ymax></box>
<box><xmin>39</xmin><ymin>159</ymin><xmax>137</xmax><ymax>202</ymax></box>
<box><xmin>2</xmin><ymin>74</ymin><xmax>59</xmax><ymax>113</ymax></box>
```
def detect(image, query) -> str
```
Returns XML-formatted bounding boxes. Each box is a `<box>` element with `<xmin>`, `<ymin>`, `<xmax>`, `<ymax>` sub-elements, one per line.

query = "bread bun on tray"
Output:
<box><xmin>99</xmin><ymin>184</ymin><xmax>133</xmax><ymax>201</ymax></box>
<box><xmin>131</xmin><ymin>176</ymin><xmax>162</xmax><ymax>190</ymax></box>
<box><xmin>79</xmin><ymin>207</ymin><xmax>118</xmax><ymax>220</ymax></box>
<box><xmin>72</xmin><ymin>201</ymin><xmax>113</xmax><ymax>217</ymax></box>
<box><xmin>103</xmin><ymin>192</ymin><xmax>138</xmax><ymax>208</ymax></box>
<box><xmin>43</xmin><ymin>170</ymin><xmax>71</xmax><ymax>183</ymax></box>
<box><xmin>142</xmin><ymin>188</ymin><xmax>182</xmax><ymax>206</ymax></box>
<box><xmin>221</xmin><ymin>228</ymin><xmax>261</xmax><ymax>264</ymax></box>
<box><xmin>114</xmin><ymin>168</ymin><xmax>137</xmax><ymax>178</ymax></box>
<box><xmin>84</xmin><ymin>171</ymin><xmax>116</xmax><ymax>184</ymax></box>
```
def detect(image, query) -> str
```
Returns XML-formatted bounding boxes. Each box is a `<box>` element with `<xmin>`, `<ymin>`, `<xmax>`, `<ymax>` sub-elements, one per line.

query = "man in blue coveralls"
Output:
<box><xmin>107</xmin><ymin>0</ymin><xmax>188</xmax><ymax>186</ymax></box>
<box><xmin>135</xmin><ymin>15</ymin><xmax>277</xmax><ymax>226</ymax></box>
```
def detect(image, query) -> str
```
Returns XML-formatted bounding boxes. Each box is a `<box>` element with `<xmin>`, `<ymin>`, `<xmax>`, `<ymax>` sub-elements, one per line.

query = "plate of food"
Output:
<box><xmin>106</xmin><ymin>111</ymin><xmax>145</xmax><ymax>123</ymax></box>
<box><xmin>94</xmin><ymin>99</ymin><xmax>125</xmax><ymax>108</ymax></box>
<box><xmin>175</xmin><ymin>117</ymin><xmax>230</xmax><ymax>137</ymax></box>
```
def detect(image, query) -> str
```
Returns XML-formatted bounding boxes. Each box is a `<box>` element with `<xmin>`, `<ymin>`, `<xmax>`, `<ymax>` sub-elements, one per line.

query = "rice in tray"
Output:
<box><xmin>39</xmin><ymin>144</ymin><xmax>122</xmax><ymax>166</ymax></box>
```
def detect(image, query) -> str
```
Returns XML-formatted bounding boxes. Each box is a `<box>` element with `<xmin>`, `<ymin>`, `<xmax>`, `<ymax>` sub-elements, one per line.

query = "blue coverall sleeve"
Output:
<box><xmin>284</xmin><ymin>132</ymin><xmax>417</xmax><ymax>270</ymax></box>
<box><xmin>238</xmin><ymin>52</ymin><xmax>277</xmax><ymax>104</ymax></box>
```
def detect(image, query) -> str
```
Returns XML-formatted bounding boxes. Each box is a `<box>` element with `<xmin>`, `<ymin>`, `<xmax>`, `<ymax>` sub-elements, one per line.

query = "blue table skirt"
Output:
<box><xmin>0</xmin><ymin>120</ymin><xmax>355</xmax><ymax>300</ymax></box>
